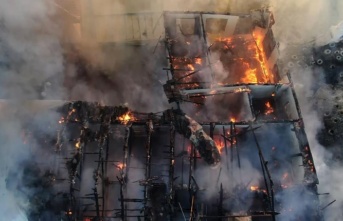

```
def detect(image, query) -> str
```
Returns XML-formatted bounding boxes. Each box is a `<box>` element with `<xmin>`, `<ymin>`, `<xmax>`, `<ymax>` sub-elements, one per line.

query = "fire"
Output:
<box><xmin>230</xmin><ymin>117</ymin><xmax>236</xmax><ymax>122</ymax></box>
<box><xmin>195</xmin><ymin>58</ymin><xmax>202</xmax><ymax>65</ymax></box>
<box><xmin>252</xmin><ymin>31</ymin><xmax>274</xmax><ymax>83</ymax></box>
<box><xmin>75</xmin><ymin>139</ymin><xmax>81</xmax><ymax>149</ymax></box>
<box><xmin>117</xmin><ymin>111</ymin><xmax>135</xmax><ymax>125</ymax></box>
<box><xmin>187</xmin><ymin>64</ymin><xmax>195</xmax><ymax>71</ymax></box>
<box><xmin>171</xmin><ymin>57</ymin><xmax>202</xmax><ymax>89</ymax></box>
<box><xmin>116</xmin><ymin>162</ymin><xmax>125</xmax><ymax>170</ymax></box>
<box><xmin>212</xmin><ymin>32</ymin><xmax>276</xmax><ymax>84</ymax></box>
<box><xmin>250</xmin><ymin>185</ymin><xmax>259</xmax><ymax>191</ymax></box>
<box><xmin>233</xmin><ymin>87</ymin><xmax>251</xmax><ymax>93</ymax></box>
<box><xmin>214</xmin><ymin>139</ymin><xmax>225</xmax><ymax>154</ymax></box>
<box><xmin>264</xmin><ymin>101</ymin><xmax>274</xmax><ymax>115</ymax></box>
<box><xmin>242</xmin><ymin>65</ymin><xmax>258</xmax><ymax>83</ymax></box>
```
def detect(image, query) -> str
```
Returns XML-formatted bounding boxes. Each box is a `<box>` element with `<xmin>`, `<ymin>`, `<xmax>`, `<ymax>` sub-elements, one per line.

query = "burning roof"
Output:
<box><xmin>7</xmin><ymin>9</ymin><xmax>323</xmax><ymax>221</ymax></box>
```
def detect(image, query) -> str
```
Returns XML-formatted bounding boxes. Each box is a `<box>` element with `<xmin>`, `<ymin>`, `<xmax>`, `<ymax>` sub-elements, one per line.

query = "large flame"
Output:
<box><xmin>212</xmin><ymin>33</ymin><xmax>275</xmax><ymax>84</ymax></box>
<box><xmin>252</xmin><ymin>31</ymin><xmax>274</xmax><ymax>83</ymax></box>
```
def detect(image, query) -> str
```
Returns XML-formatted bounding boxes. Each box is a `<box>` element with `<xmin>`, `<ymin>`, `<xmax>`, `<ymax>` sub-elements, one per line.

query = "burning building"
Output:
<box><xmin>5</xmin><ymin>5</ymin><xmax>325</xmax><ymax>221</ymax></box>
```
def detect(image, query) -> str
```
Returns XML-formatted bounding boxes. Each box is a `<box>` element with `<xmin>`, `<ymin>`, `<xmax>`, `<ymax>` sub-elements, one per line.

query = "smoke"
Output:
<box><xmin>0</xmin><ymin>0</ymin><xmax>66</xmax><ymax>220</ymax></box>
<box><xmin>1</xmin><ymin>0</ymin><xmax>342</xmax><ymax>220</ymax></box>
<box><xmin>269</xmin><ymin>0</ymin><xmax>343</xmax><ymax>220</ymax></box>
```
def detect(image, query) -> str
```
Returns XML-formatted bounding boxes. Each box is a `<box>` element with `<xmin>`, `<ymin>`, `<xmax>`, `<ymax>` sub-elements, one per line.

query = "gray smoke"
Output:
<box><xmin>270</xmin><ymin>0</ymin><xmax>343</xmax><ymax>220</ymax></box>
<box><xmin>1</xmin><ymin>0</ymin><xmax>343</xmax><ymax>220</ymax></box>
<box><xmin>0</xmin><ymin>0</ymin><xmax>65</xmax><ymax>220</ymax></box>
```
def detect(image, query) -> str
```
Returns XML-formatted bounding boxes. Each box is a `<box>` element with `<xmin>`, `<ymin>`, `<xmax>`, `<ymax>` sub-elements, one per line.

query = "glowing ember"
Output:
<box><xmin>265</xmin><ymin>101</ymin><xmax>274</xmax><ymax>115</ymax></box>
<box><xmin>195</xmin><ymin>58</ymin><xmax>202</xmax><ymax>65</ymax></box>
<box><xmin>187</xmin><ymin>64</ymin><xmax>195</xmax><ymax>71</ymax></box>
<box><xmin>117</xmin><ymin>112</ymin><xmax>135</xmax><ymax>125</ymax></box>
<box><xmin>236</xmin><ymin>88</ymin><xmax>250</xmax><ymax>93</ymax></box>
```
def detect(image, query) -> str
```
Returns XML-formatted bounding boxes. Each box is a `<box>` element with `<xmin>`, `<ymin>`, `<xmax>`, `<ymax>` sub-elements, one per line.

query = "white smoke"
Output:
<box><xmin>0</xmin><ymin>0</ymin><xmax>65</xmax><ymax>220</ymax></box>
<box><xmin>269</xmin><ymin>0</ymin><xmax>343</xmax><ymax>220</ymax></box>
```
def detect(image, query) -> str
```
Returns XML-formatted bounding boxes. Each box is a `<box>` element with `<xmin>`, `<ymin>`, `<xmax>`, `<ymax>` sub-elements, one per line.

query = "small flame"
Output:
<box><xmin>75</xmin><ymin>139</ymin><xmax>81</xmax><ymax>149</ymax></box>
<box><xmin>234</xmin><ymin>88</ymin><xmax>251</xmax><ymax>93</ymax></box>
<box><xmin>214</xmin><ymin>139</ymin><xmax>225</xmax><ymax>154</ymax></box>
<box><xmin>230</xmin><ymin>117</ymin><xmax>236</xmax><ymax>122</ymax></box>
<box><xmin>117</xmin><ymin>111</ymin><xmax>135</xmax><ymax>125</ymax></box>
<box><xmin>187</xmin><ymin>64</ymin><xmax>195</xmax><ymax>71</ymax></box>
<box><xmin>265</xmin><ymin>101</ymin><xmax>274</xmax><ymax>115</ymax></box>
<box><xmin>116</xmin><ymin>163</ymin><xmax>125</xmax><ymax>170</ymax></box>
<box><xmin>250</xmin><ymin>185</ymin><xmax>259</xmax><ymax>191</ymax></box>
<box><xmin>195</xmin><ymin>58</ymin><xmax>202</xmax><ymax>65</ymax></box>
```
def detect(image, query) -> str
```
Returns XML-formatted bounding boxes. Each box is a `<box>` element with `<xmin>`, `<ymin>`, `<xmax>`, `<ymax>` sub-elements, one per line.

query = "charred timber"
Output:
<box><xmin>162</xmin><ymin>109</ymin><xmax>221</xmax><ymax>167</ymax></box>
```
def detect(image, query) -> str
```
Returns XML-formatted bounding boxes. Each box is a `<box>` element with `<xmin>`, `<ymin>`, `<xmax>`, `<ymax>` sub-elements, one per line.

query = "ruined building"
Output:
<box><xmin>7</xmin><ymin>2</ymin><xmax>325</xmax><ymax>221</ymax></box>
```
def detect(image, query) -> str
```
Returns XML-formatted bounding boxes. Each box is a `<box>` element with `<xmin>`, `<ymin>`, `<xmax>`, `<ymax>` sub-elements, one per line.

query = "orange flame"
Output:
<box><xmin>117</xmin><ymin>112</ymin><xmax>135</xmax><ymax>125</ymax></box>
<box><xmin>116</xmin><ymin>163</ymin><xmax>125</xmax><ymax>170</ymax></box>
<box><xmin>265</xmin><ymin>101</ymin><xmax>274</xmax><ymax>115</ymax></box>
<box><xmin>253</xmin><ymin>31</ymin><xmax>274</xmax><ymax>83</ymax></box>
<box><xmin>242</xmin><ymin>64</ymin><xmax>258</xmax><ymax>83</ymax></box>
<box><xmin>214</xmin><ymin>139</ymin><xmax>225</xmax><ymax>154</ymax></box>
<box><xmin>75</xmin><ymin>139</ymin><xmax>81</xmax><ymax>149</ymax></box>
<box><xmin>250</xmin><ymin>185</ymin><xmax>259</xmax><ymax>191</ymax></box>
<box><xmin>213</xmin><ymin>32</ymin><xmax>276</xmax><ymax>84</ymax></box>
<box><xmin>195</xmin><ymin>58</ymin><xmax>202</xmax><ymax>65</ymax></box>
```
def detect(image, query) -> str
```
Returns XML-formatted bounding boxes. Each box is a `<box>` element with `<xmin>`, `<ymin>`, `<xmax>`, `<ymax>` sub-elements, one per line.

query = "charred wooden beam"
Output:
<box><xmin>162</xmin><ymin>109</ymin><xmax>221</xmax><ymax>167</ymax></box>
<box><xmin>251</xmin><ymin>127</ymin><xmax>276</xmax><ymax>221</ymax></box>
<box><xmin>169</xmin><ymin>123</ymin><xmax>176</xmax><ymax>216</ymax></box>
